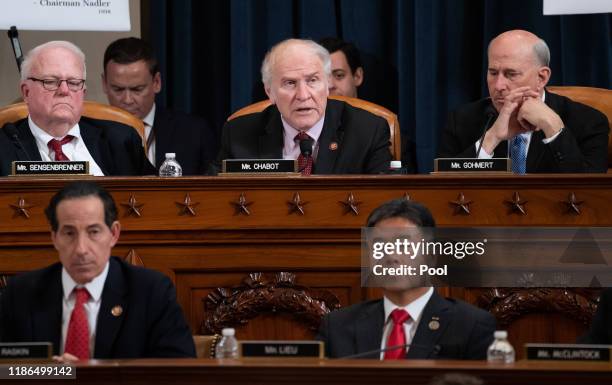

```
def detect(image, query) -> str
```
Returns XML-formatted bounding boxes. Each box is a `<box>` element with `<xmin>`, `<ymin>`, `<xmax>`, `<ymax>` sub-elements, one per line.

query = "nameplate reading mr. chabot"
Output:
<box><xmin>222</xmin><ymin>159</ymin><xmax>296</xmax><ymax>174</ymax></box>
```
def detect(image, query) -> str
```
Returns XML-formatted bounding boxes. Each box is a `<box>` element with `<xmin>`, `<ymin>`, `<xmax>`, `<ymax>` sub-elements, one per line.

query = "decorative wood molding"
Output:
<box><xmin>202</xmin><ymin>272</ymin><xmax>340</xmax><ymax>334</ymax></box>
<box><xmin>9</xmin><ymin>197</ymin><xmax>35</xmax><ymax>219</ymax></box>
<box><xmin>176</xmin><ymin>193</ymin><xmax>199</xmax><ymax>216</ymax></box>
<box><xmin>477</xmin><ymin>288</ymin><xmax>600</xmax><ymax>327</ymax></box>
<box><xmin>339</xmin><ymin>192</ymin><xmax>361</xmax><ymax>215</ymax></box>
<box><xmin>450</xmin><ymin>192</ymin><xmax>472</xmax><ymax>215</ymax></box>
<box><xmin>120</xmin><ymin>194</ymin><xmax>144</xmax><ymax>217</ymax></box>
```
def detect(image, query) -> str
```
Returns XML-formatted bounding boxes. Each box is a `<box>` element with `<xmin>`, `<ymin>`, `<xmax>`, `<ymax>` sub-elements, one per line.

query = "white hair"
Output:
<box><xmin>261</xmin><ymin>38</ymin><xmax>331</xmax><ymax>88</ymax></box>
<box><xmin>533</xmin><ymin>38</ymin><xmax>550</xmax><ymax>67</ymax></box>
<box><xmin>20</xmin><ymin>40</ymin><xmax>87</xmax><ymax>81</ymax></box>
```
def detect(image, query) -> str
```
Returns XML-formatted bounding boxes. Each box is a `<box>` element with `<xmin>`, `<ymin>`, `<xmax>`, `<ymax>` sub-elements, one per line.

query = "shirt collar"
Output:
<box><xmin>142</xmin><ymin>103</ymin><xmax>156</xmax><ymax>127</ymax></box>
<box><xmin>281</xmin><ymin>114</ymin><xmax>325</xmax><ymax>144</ymax></box>
<box><xmin>29</xmin><ymin>116</ymin><xmax>82</xmax><ymax>148</ymax></box>
<box><xmin>383</xmin><ymin>287</ymin><xmax>434</xmax><ymax>324</ymax></box>
<box><xmin>61</xmin><ymin>261</ymin><xmax>109</xmax><ymax>302</ymax></box>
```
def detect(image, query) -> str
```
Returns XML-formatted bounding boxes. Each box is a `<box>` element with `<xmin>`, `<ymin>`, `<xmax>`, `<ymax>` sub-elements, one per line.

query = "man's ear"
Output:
<box><xmin>353</xmin><ymin>67</ymin><xmax>364</xmax><ymax>87</ymax></box>
<box><xmin>153</xmin><ymin>71</ymin><xmax>162</xmax><ymax>94</ymax></box>
<box><xmin>101</xmin><ymin>73</ymin><xmax>108</xmax><ymax>94</ymax></box>
<box><xmin>537</xmin><ymin>66</ymin><xmax>551</xmax><ymax>92</ymax></box>
<box><xmin>265</xmin><ymin>84</ymin><xmax>275</xmax><ymax>104</ymax></box>
<box><xmin>109</xmin><ymin>221</ymin><xmax>121</xmax><ymax>248</ymax></box>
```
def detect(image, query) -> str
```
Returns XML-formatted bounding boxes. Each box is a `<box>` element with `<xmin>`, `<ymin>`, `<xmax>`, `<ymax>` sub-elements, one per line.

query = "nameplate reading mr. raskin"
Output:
<box><xmin>12</xmin><ymin>161</ymin><xmax>89</xmax><ymax>176</ymax></box>
<box><xmin>239</xmin><ymin>341</ymin><xmax>323</xmax><ymax>358</ymax></box>
<box><xmin>0</xmin><ymin>342</ymin><xmax>52</xmax><ymax>360</ymax></box>
<box><xmin>525</xmin><ymin>343</ymin><xmax>612</xmax><ymax>362</ymax></box>
<box><xmin>222</xmin><ymin>159</ymin><xmax>296</xmax><ymax>173</ymax></box>
<box><xmin>434</xmin><ymin>158</ymin><xmax>510</xmax><ymax>172</ymax></box>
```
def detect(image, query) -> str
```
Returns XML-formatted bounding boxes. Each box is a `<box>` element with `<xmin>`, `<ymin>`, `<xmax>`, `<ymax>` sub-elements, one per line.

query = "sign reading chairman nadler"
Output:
<box><xmin>0</xmin><ymin>0</ymin><xmax>130</xmax><ymax>31</ymax></box>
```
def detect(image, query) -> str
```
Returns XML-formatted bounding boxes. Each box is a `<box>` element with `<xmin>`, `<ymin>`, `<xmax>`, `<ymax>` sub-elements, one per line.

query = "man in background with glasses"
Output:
<box><xmin>0</xmin><ymin>40</ymin><xmax>153</xmax><ymax>176</ymax></box>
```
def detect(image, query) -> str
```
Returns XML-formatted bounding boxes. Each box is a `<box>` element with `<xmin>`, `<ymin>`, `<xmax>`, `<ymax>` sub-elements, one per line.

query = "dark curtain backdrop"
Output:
<box><xmin>149</xmin><ymin>0</ymin><xmax>611</xmax><ymax>173</ymax></box>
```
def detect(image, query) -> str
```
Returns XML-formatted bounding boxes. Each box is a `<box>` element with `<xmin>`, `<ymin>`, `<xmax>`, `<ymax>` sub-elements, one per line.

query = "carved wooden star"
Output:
<box><xmin>176</xmin><ymin>193</ymin><xmax>199</xmax><ymax>216</ymax></box>
<box><xmin>450</xmin><ymin>192</ymin><xmax>473</xmax><ymax>215</ymax></box>
<box><xmin>402</xmin><ymin>193</ymin><xmax>411</xmax><ymax>201</ymax></box>
<box><xmin>232</xmin><ymin>192</ymin><xmax>253</xmax><ymax>216</ymax></box>
<box><xmin>505</xmin><ymin>191</ymin><xmax>528</xmax><ymax>215</ymax></box>
<box><xmin>9</xmin><ymin>197</ymin><xmax>35</xmax><ymax>219</ymax></box>
<box><xmin>339</xmin><ymin>192</ymin><xmax>361</xmax><ymax>215</ymax></box>
<box><xmin>120</xmin><ymin>194</ymin><xmax>144</xmax><ymax>217</ymax></box>
<box><xmin>287</xmin><ymin>192</ymin><xmax>308</xmax><ymax>215</ymax></box>
<box><xmin>562</xmin><ymin>192</ymin><xmax>584</xmax><ymax>215</ymax></box>
<box><xmin>123</xmin><ymin>249</ymin><xmax>145</xmax><ymax>267</ymax></box>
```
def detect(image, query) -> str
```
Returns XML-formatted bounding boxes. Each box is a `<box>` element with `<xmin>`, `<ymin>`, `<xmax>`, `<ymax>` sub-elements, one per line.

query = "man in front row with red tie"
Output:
<box><xmin>317</xmin><ymin>199</ymin><xmax>495</xmax><ymax>359</ymax></box>
<box><xmin>216</xmin><ymin>38</ymin><xmax>392</xmax><ymax>175</ymax></box>
<box><xmin>0</xmin><ymin>181</ymin><xmax>195</xmax><ymax>360</ymax></box>
<box><xmin>0</xmin><ymin>41</ymin><xmax>153</xmax><ymax>176</ymax></box>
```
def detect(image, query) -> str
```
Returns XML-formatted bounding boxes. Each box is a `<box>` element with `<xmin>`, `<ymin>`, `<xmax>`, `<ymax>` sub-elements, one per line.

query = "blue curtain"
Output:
<box><xmin>149</xmin><ymin>0</ymin><xmax>612</xmax><ymax>173</ymax></box>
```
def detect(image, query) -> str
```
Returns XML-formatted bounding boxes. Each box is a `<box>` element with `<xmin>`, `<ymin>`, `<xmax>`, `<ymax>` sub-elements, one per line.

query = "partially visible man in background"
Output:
<box><xmin>318</xmin><ymin>37</ymin><xmax>364</xmax><ymax>98</ymax></box>
<box><xmin>102</xmin><ymin>37</ymin><xmax>217</xmax><ymax>175</ymax></box>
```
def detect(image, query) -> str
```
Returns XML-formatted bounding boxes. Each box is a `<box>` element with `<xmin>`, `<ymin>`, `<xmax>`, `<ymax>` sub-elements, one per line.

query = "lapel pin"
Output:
<box><xmin>111</xmin><ymin>305</ymin><xmax>123</xmax><ymax>317</ymax></box>
<box><xmin>329</xmin><ymin>142</ymin><xmax>338</xmax><ymax>151</ymax></box>
<box><xmin>428</xmin><ymin>319</ymin><xmax>440</xmax><ymax>331</ymax></box>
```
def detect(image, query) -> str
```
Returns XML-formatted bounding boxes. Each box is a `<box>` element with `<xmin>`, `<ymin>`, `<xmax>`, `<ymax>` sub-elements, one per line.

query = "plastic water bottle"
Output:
<box><xmin>487</xmin><ymin>330</ymin><xmax>515</xmax><ymax>363</ymax></box>
<box><xmin>388</xmin><ymin>160</ymin><xmax>405</xmax><ymax>174</ymax></box>
<box><xmin>159</xmin><ymin>153</ymin><xmax>182</xmax><ymax>177</ymax></box>
<box><xmin>215</xmin><ymin>328</ymin><xmax>239</xmax><ymax>358</ymax></box>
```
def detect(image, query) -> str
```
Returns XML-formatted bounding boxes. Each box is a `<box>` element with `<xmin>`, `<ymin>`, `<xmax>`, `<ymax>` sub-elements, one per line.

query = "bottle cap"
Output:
<box><xmin>165</xmin><ymin>153</ymin><xmax>176</xmax><ymax>158</ymax></box>
<box><xmin>494</xmin><ymin>330</ymin><xmax>508</xmax><ymax>339</ymax></box>
<box><xmin>389</xmin><ymin>161</ymin><xmax>402</xmax><ymax>169</ymax></box>
<box><xmin>221</xmin><ymin>328</ymin><xmax>235</xmax><ymax>336</ymax></box>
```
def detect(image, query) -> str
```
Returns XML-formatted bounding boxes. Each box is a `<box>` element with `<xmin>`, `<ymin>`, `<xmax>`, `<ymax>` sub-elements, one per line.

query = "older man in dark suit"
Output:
<box><xmin>102</xmin><ymin>37</ymin><xmax>217</xmax><ymax>175</ymax></box>
<box><xmin>317</xmin><ymin>199</ymin><xmax>496</xmax><ymax>360</ymax></box>
<box><xmin>217</xmin><ymin>38</ymin><xmax>392</xmax><ymax>175</ymax></box>
<box><xmin>0</xmin><ymin>40</ymin><xmax>152</xmax><ymax>177</ymax></box>
<box><xmin>0</xmin><ymin>181</ymin><xmax>195</xmax><ymax>361</ymax></box>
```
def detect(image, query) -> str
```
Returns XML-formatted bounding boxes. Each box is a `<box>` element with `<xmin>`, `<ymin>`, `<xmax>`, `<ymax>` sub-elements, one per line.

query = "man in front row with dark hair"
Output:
<box><xmin>317</xmin><ymin>199</ymin><xmax>495</xmax><ymax>359</ymax></box>
<box><xmin>0</xmin><ymin>181</ymin><xmax>195</xmax><ymax>361</ymax></box>
<box><xmin>102</xmin><ymin>37</ymin><xmax>217</xmax><ymax>175</ymax></box>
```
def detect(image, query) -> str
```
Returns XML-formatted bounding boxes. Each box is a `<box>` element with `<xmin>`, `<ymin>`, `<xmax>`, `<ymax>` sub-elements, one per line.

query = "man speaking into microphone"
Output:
<box><xmin>317</xmin><ymin>199</ymin><xmax>495</xmax><ymax>360</ymax></box>
<box><xmin>216</xmin><ymin>38</ymin><xmax>392</xmax><ymax>175</ymax></box>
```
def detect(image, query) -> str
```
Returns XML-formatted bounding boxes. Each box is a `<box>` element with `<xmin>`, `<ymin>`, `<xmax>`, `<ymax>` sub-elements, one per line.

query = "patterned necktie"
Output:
<box><xmin>64</xmin><ymin>288</ymin><xmax>90</xmax><ymax>360</ymax></box>
<box><xmin>47</xmin><ymin>135</ymin><xmax>74</xmax><ymax>161</ymax></box>
<box><xmin>295</xmin><ymin>131</ymin><xmax>313</xmax><ymax>175</ymax></box>
<box><xmin>384</xmin><ymin>309</ymin><xmax>410</xmax><ymax>360</ymax></box>
<box><xmin>510</xmin><ymin>135</ymin><xmax>527</xmax><ymax>174</ymax></box>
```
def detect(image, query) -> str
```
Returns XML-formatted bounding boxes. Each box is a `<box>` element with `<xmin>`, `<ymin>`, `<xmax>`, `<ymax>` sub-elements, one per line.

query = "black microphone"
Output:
<box><xmin>4</xmin><ymin>123</ymin><xmax>33</xmax><ymax>161</ymax></box>
<box><xmin>474</xmin><ymin>106</ymin><xmax>498</xmax><ymax>158</ymax></box>
<box><xmin>7</xmin><ymin>26</ymin><xmax>23</xmax><ymax>73</ymax></box>
<box><xmin>299</xmin><ymin>136</ymin><xmax>314</xmax><ymax>157</ymax></box>
<box><xmin>340</xmin><ymin>342</ymin><xmax>442</xmax><ymax>359</ymax></box>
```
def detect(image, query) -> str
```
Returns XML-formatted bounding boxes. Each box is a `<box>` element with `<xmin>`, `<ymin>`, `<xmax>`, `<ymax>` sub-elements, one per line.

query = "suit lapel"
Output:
<box><xmin>18</xmin><ymin>120</ymin><xmax>42</xmax><ymax>161</ymax></box>
<box><xmin>526</xmin><ymin>130</ymin><xmax>547</xmax><ymax>171</ymax></box>
<box><xmin>32</xmin><ymin>265</ymin><xmax>62</xmax><ymax>355</ymax></box>
<box><xmin>94</xmin><ymin>258</ymin><xmax>127</xmax><ymax>358</ymax></box>
<box><xmin>79</xmin><ymin>120</ymin><xmax>110</xmax><ymax>175</ymax></box>
<box><xmin>313</xmin><ymin>100</ymin><xmax>342</xmax><ymax>174</ymax></box>
<box><xmin>258</xmin><ymin>108</ymin><xmax>283</xmax><ymax>158</ymax></box>
<box><xmin>153</xmin><ymin>108</ymin><xmax>174</xmax><ymax>166</ymax></box>
<box><xmin>407</xmin><ymin>291</ymin><xmax>451</xmax><ymax>359</ymax></box>
<box><xmin>355</xmin><ymin>300</ymin><xmax>385</xmax><ymax>358</ymax></box>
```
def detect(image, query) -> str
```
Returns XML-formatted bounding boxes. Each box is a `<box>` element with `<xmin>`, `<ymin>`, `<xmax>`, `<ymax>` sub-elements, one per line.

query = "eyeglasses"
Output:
<box><xmin>27</xmin><ymin>77</ymin><xmax>86</xmax><ymax>92</ymax></box>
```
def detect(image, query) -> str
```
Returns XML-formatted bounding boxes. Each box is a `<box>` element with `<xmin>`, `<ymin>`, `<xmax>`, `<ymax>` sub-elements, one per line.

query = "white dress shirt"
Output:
<box><xmin>281</xmin><ymin>115</ymin><xmax>324</xmax><ymax>161</ymax></box>
<box><xmin>379</xmin><ymin>287</ymin><xmax>434</xmax><ymax>359</ymax></box>
<box><xmin>28</xmin><ymin>116</ymin><xmax>104</xmax><ymax>176</ymax></box>
<box><xmin>143</xmin><ymin>104</ymin><xmax>156</xmax><ymax>166</ymax></box>
<box><xmin>475</xmin><ymin>91</ymin><xmax>561</xmax><ymax>158</ymax></box>
<box><xmin>60</xmin><ymin>262</ymin><xmax>109</xmax><ymax>357</ymax></box>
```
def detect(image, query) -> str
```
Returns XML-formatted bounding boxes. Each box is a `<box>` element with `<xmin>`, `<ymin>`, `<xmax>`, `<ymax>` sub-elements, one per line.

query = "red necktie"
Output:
<box><xmin>384</xmin><ymin>309</ymin><xmax>410</xmax><ymax>360</ymax></box>
<box><xmin>295</xmin><ymin>131</ymin><xmax>313</xmax><ymax>175</ymax></box>
<box><xmin>64</xmin><ymin>288</ymin><xmax>90</xmax><ymax>360</ymax></box>
<box><xmin>47</xmin><ymin>135</ymin><xmax>74</xmax><ymax>161</ymax></box>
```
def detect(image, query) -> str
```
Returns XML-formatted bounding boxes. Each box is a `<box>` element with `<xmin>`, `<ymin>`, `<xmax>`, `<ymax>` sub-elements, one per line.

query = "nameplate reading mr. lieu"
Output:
<box><xmin>434</xmin><ymin>158</ymin><xmax>510</xmax><ymax>172</ymax></box>
<box><xmin>0</xmin><ymin>342</ymin><xmax>52</xmax><ymax>360</ymax></box>
<box><xmin>239</xmin><ymin>341</ymin><xmax>323</xmax><ymax>358</ymax></box>
<box><xmin>525</xmin><ymin>344</ymin><xmax>612</xmax><ymax>362</ymax></box>
<box><xmin>12</xmin><ymin>161</ymin><xmax>89</xmax><ymax>176</ymax></box>
<box><xmin>222</xmin><ymin>159</ymin><xmax>297</xmax><ymax>174</ymax></box>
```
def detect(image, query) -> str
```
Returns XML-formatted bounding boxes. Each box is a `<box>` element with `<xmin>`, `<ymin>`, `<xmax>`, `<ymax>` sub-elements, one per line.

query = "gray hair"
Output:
<box><xmin>261</xmin><ymin>38</ymin><xmax>331</xmax><ymax>88</ymax></box>
<box><xmin>20</xmin><ymin>40</ymin><xmax>87</xmax><ymax>81</ymax></box>
<box><xmin>533</xmin><ymin>38</ymin><xmax>550</xmax><ymax>66</ymax></box>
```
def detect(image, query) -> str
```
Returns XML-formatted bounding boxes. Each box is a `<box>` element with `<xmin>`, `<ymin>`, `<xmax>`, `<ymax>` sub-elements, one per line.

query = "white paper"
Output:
<box><xmin>544</xmin><ymin>0</ymin><xmax>612</xmax><ymax>15</ymax></box>
<box><xmin>0</xmin><ymin>0</ymin><xmax>130</xmax><ymax>31</ymax></box>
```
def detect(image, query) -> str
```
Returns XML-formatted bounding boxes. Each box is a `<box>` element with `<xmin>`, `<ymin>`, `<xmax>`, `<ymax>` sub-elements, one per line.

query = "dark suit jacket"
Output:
<box><xmin>316</xmin><ymin>291</ymin><xmax>496</xmax><ymax>359</ymax></box>
<box><xmin>217</xmin><ymin>99</ymin><xmax>392</xmax><ymax>174</ymax></box>
<box><xmin>0</xmin><ymin>257</ymin><xmax>195</xmax><ymax>358</ymax></box>
<box><xmin>579</xmin><ymin>288</ymin><xmax>612</xmax><ymax>344</ymax></box>
<box><xmin>152</xmin><ymin>108</ymin><xmax>218</xmax><ymax>175</ymax></box>
<box><xmin>437</xmin><ymin>91</ymin><xmax>609</xmax><ymax>173</ymax></box>
<box><xmin>0</xmin><ymin>117</ymin><xmax>154</xmax><ymax>176</ymax></box>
